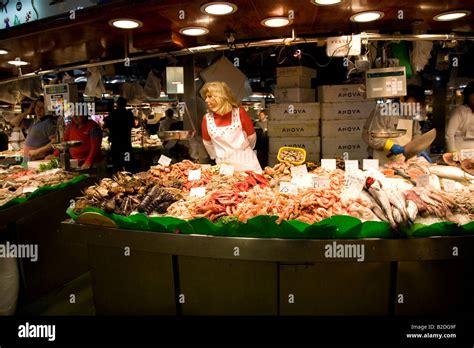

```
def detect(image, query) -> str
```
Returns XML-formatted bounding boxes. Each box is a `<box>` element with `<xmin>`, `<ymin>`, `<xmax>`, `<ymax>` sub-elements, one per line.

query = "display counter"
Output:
<box><xmin>60</xmin><ymin>221</ymin><xmax>474</xmax><ymax>316</ymax></box>
<box><xmin>0</xmin><ymin>177</ymin><xmax>94</xmax><ymax>302</ymax></box>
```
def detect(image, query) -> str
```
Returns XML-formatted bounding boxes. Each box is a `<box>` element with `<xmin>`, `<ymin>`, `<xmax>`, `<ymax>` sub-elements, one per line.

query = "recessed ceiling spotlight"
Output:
<box><xmin>0</xmin><ymin>49</ymin><xmax>9</xmax><ymax>55</ymax></box>
<box><xmin>8</xmin><ymin>58</ymin><xmax>30</xmax><ymax>66</ymax></box>
<box><xmin>108</xmin><ymin>18</ymin><xmax>143</xmax><ymax>29</ymax></box>
<box><xmin>201</xmin><ymin>2</ymin><xmax>237</xmax><ymax>15</ymax></box>
<box><xmin>350</xmin><ymin>11</ymin><xmax>384</xmax><ymax>22</ymax></box>
<box><xmin>310</xmin><ymin>0</ymin><xmax>343</xmax><ymax>5</ymax></box>
<box><xmin>179</xmin><ymin>27</ymin><xmax>210</xmax><ymax>36</ymax></box>
<box><xmin>433</xmin><ymin>10</ymin><xmax>471</xmax><ymax>21</ymax></box>
<box><xmin>261</xmin><ymin>17</ymin><xmax>292</xmax><ymax>28</ymax></box>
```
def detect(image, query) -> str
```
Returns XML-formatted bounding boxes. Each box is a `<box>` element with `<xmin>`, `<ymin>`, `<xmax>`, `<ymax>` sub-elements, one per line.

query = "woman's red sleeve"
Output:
<box><xmin>201</xmin><ymin>115</ymin><xmax>211</xmax><ymax>141</ymax></box>
<box><xmin>239</xmin><ymin>108</ymin><xmax>255</xmax><ymax>136</ymax></box>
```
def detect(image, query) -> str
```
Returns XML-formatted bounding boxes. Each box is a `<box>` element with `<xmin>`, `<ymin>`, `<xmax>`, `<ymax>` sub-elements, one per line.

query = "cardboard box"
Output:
<box><xmin>269</xmin><ymin>102</ymin><xmax>320</xmax><ymax>122</ymax></box>
<box><xmin>321</xmin><ymin>101</ymin><xmax>376</xmax><ymax>120</ymax></box>
<box><xmin>275</xmin><ymin>88</ymin><xmax>316</xmax><ymax>103</ymax></box>
<box><xmin>267</xmin><ymin>121</ymin><xmax>320</xmax><ymax>138</ymax></box>
<box><xmin>268</xmin><ymin>152</ymin><xmax>321</xmax><ymax>167</ymax></box>
<box><xmin>269</xmin><ymin>136</ymin><xmax>321</xmax><ymax>154</ymax></box>
<box><xmin>277</xmin><ymin>75</ymin><xmax>312</xmax><ymax>88</ymax></box>
<box><xmin>321</xmin><ymin>119</ymin><xmax>366</xmax><ymax>138</ymax></box>
<box><xmin>321</xmin><ymin>137</ymin><xmax>368</xmax><ymax>160</ymax></box>
<box><xmin>276</xmin><ymin>66</ymin><xmax>317</xmax><ymax>78</ymax></box>
<box><xmin>318</xmin><ymin>84</ymin><xmax>366</xmax><ymax>102</ymax></box>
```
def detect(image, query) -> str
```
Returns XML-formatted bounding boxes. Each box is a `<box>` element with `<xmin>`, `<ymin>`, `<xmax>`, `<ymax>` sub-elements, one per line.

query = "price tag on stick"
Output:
<box><xmin>312</xmin><ymin>176</ymin><xmax>330</xmax><ymax>189</ymax></box>
<box><xmin>219</xmin><ymin>164</ymin><xmax>235</xmax><ymax>176</ymax></box>
<box><xmin>190</xmin><ymin>187</ymin><xmax>206</xmax><ymax>198</ymax></box>
<box><xmin>158</xmin><ymin>155</ymin><xmax>172</xmax><ymax>166</ymax></box>
<box><xmin>442</xmin><ymin>178</ymin><xmax>456</xmax><ymax>192</ymax></box>
<box><xmin>291</xmin><ymin>164</ymin><xmax>308</xmax><ymax>178</ymax></box>
<box><xmin>188</xmin><ymin>169</ymin><xmax>201</xmax><ymax>181</ymax></box>
<box><xmin>345</xmin><ymin>173</ymin><xmax>365</xmax><ymax>192</ymax></box>
<box><xmin>363</xmin><ymin>159</ymin><xmax>379</xmax><ymax>171</ymax></box>
<box><xmin>344</xmin><ymin>160</ymin><xmax>359</xmax><ymax>173</ymax></box>
<box><xmin>321</xmin><ymin>159</ymin><xmax>337</xmax><ymax>171</ymax></box>
<box><xmin>460</xmin><ymin>149</ymin><xmax>474</xmax><ymax>160</ymax></box>
<box><xmin>279</xmin><ymin>182</ymin><xmax>298</xmax><ymax>195</ymax></box>
<box><xmin>416</xmin><ymin>174</ymin><xmax>430</xmax><ymax>187</ymax></box>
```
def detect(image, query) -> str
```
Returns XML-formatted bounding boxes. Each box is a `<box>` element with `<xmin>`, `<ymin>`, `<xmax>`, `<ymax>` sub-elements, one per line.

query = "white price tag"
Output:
<box><xmin>363</xmin><ymin>159</ymin><xmax>379</xmax><ymax>171</ymax></box>
<box><xmin>345</xmin><ymin>173</ymin><xmax>365</xmax><ymax>192</ymax></box>
<box><xmin>190</xmin><ymin>187</ymin><xmax>206</xmax><ymax>198</ymax></box>
<box><xmin>460</xmin><ymin>149</ymin><xmax>474</xmax><ymax>160</ymax></box>
<box><xmin>22</xmin><ymin>186</ymin><xmax>38</xmax><ymax>194</ymax></box>
<box><xmin>442</xmin><ymin>178</ymin><xmax>457</xmax><ymax>192</ymax></box>
<box><xmin>291</xmin><ymin>174</ymin><xmax>313</xmax><ymax>189</ymax></box>
<box><xmin>416</xmin><ymin>174</ymin><xmax>430</xmax><ymax>187</ymax></box>
<box><xmin>188</xmin><ymin>169</ymin><xmax>201</xmax><ymax>181</ymax></box>
<box><xmin>279</xmin><ymin>182</ymin><xmax>298</xmax><ymax>195</ymax></box>
<box><xmin>344</xmin><ymin>160</ymin><xmax>359</xmax><ymax>173</ymax></box>
<box><xmin>312</xmin><ymin>176</ymin><xmax>330</xmax><ymax>189</ymax></box>
<box><xmin>158</xmin><ymin>155</ymin><xmax>172</xmax><ymax>166</ymax></box>
<box><xmin>290</xmin><ymin>164</ymin><xmax>308</xmax><ymax>178</ymax></box>
<box><xmin>321</xmin><ymin>159</ymin><xmax>337</xmax><ymax>171</ymax></box>
<box><xmin>383</xmin><ymin>178</ymin><xmax>414</xmax><ymax>192</ymax></box>
<box><xmin>219</xmin><ymin>164</ymin><xmax>235</xmax><ymax>176</ymax></box>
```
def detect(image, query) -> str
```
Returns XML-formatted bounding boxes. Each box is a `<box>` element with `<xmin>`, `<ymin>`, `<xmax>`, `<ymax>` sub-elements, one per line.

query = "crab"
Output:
<box><xmin>84</xmin><ymin>185</ymin><xmax>109</xmax><ymax>200</ymax></box>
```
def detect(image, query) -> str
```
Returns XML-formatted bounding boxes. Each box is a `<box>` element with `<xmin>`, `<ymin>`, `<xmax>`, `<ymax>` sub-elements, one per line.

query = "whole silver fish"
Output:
<box><xmin>361</xmin><ymin>191</ymin><xmax>389</xmax><ymax>223</ymax></box>
<box><xmin>386</xmin><ymin>189</ymin><xmax>409</xmax><ymax>223</ymax></box>
<box><xmin>392</xmin><ymin>206</ymin><xmax>404</xmax><ymax>225</ymax></box>
<box><xmin>367</xmin><ymin>185</ymin><xmax>397</xmax><ymax>229</ymax></box>
<box><xmin>406</xmin><ymin>200</ymin><xmax>418</xmax><ymax>222</ymax></box>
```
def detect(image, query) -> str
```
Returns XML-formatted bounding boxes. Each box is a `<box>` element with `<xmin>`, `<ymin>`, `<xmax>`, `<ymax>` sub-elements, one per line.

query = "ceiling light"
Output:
<box><xmin>179</xmin><ymin>27</ymin><xmax>209</xmax><ymax>36</ymax></box>
<box><xmin>311</xmin><ymin>0</ymin><xmax>343</xmax><ymax>5</ymax></box>
<box><xmin>350</xmin><ymin>11</ymin><xmax>384</xmax><ymax>22</ymax></box>
<box><xmin>433</xmin><ymin>10</ymin><xmax>471</xmax><ymax>21</ymax></box>
<box><xmin>8</xmin><ymin>58</ymin><xmax>30</xmax><ymax>66</ymax></box>
<box><xmin>201</xmin><ymin>2</ymin><xmax>237</xmax><ymax>15</ymax></box>
<box><xmin>0</xmin><ymin>49</ymin><xmax>8</xmax><ymax>55</ymax></box>
<box><xmin>261</xmin><ymin>17</ymin><xmax>292</xmax><ymax>28</ymax></box>
<box><xmin>108</xmin><ymin>18</ymin><xmax>143</xmax><ymax>29</ymax></box>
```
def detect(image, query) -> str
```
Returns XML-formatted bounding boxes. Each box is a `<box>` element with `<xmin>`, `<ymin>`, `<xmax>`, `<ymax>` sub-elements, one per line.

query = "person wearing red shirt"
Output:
<box><xmin>54</xmin><ymin>115</ymin><xmax>103</xmax><ymax>170</ymax></box>
<box><xmin>201</xmin><ymin>81</ymin><xmax>261</xmax><ymax>172</ymax></box>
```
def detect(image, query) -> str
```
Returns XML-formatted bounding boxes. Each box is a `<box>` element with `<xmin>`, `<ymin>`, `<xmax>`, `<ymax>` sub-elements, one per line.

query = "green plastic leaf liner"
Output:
<box><xmin>0</xmin><ymin>174</ymin><xmax>90</xmax><ymax>211</ymax></box>
<box><xmin>67</xmin><ymin>206</ymin><xmax>474</xmax><ymax>239</ymax></box>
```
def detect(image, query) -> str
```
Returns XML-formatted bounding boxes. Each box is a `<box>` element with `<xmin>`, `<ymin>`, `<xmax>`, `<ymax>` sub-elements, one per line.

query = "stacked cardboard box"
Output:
<box><xmin>268</xmin><ymin>66</ymin><xmax>319</xmax><ymax>166</ymax></box>
<box><xmin>267</xmin><ymin>102</ymin><xmax>320</xmax><ymax>165</ymax></box>
<box><xmin>274</xmin><ymin>66</ymin><xmax>317</xmax><ymax>103</ymax></box>
<box><xmin>318</xmin><ymin>84</ymin><xmax>376</xmax><ymax>160</ymax></box>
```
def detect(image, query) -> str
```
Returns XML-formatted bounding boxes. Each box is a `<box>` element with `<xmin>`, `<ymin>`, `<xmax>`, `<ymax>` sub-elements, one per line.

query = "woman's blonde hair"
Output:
<box><xmin>202</xmin><ymin>81</ymin><xmax>239</xmax><ymax>114</ymax></box>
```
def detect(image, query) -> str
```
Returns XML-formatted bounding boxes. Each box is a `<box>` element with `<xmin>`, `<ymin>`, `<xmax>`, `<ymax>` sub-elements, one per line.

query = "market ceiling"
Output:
<box><xmin>0</xmin><ymin>0</ymin><xmax>473</xmax><ymax>80</ymax></box>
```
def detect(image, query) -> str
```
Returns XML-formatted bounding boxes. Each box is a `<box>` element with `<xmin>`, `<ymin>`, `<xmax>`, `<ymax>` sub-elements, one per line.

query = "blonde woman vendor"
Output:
<box><xmin>201</xmin><ymin>81</ymin><xmax>262</xmax><ymax>172</ymax></box>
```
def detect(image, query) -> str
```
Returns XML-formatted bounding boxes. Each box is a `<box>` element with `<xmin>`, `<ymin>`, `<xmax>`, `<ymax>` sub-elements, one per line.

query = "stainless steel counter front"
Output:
<box><xmin>0</xmin><ymin>179</ymin><xmax>93</xmax><ymax>302</ymax></box>
<box><xmin>60</xmin><ymin>221</ymin><xmax>474</xmax><ymax>315</ymax></box>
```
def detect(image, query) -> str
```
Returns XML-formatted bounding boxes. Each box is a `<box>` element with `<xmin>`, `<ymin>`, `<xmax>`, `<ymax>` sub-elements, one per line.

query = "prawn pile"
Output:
<box><xmin>172</xmin><ymin>168</ymin><xmax>347</xmax><ymax>224</ymax></box>
<box><xmin>70</xmin><ymin>159</ymin><xmax>473</xmax><ymax>228</ymax></box>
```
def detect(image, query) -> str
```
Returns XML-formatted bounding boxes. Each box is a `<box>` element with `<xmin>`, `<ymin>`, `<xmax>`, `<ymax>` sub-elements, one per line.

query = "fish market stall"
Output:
<box><xmin>0</xmin><ymin>166</ymin><xmax>93</xmax><ymax>301</ymax></box>
<box><xmin>0</xmin><ymin>150</ymin><xmax>22</xmax><ymax>167</ymax></box>
<box><xmin>61</xmin><ymin>159</ymin><xmax>474</xmax><ymax>315</ymax></box>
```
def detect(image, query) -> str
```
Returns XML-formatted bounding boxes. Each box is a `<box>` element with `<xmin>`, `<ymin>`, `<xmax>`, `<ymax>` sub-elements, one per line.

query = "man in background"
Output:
<box><xmin>158</xmin><ymin>108</ymin><xmax>176</xmax><ymax>133</ymax></box>
<box><xmin>104</xmin><ymin>97</ymin><xmax>134</xmax><ymax>172</ymax></box>
<box><xmin>52</xmin><ymin>114</ymin><xmax>103</xmax><ymax>171</ymax></box>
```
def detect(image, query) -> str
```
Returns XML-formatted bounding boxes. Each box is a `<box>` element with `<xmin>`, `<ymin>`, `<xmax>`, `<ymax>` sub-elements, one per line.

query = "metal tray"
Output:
<box><xmin>158</xmin><ymin>130</ymin><xmax>194</xmax><ymax>140</ymax></box>
<box><xmin>370</xmin><ymin>130</ymin><xmax>407</xmax><ymax>138</ymax></box>
<box><xmin>51</xmin><ymin>141</ymin><xmax>82</xmax><ymax>151</ymax></box>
